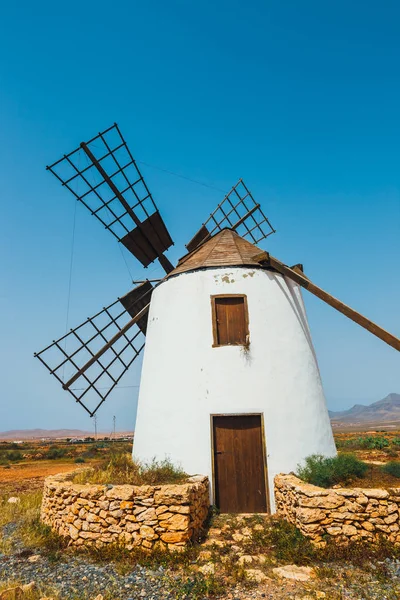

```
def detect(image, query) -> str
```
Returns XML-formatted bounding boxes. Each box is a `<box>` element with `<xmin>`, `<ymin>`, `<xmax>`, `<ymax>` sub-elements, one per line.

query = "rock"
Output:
<box><xmin>92</xmin><ymin>596</ymin><xmax>104</xmax><ymax>600</ymax></box>
<box><xmin>385</xmin><ymin>513</ymin><xmax>398</xmax><ymax>525</ymax></box>
<box><xmin>105</xmin><ymin>485</ymin><xmax>135</xmax><ymax>500</ymax></box>
<box><xmin>326</xmin><ymin>526</ymin><xmax>342</xmax><ymax>536</ymax></box>
<box><xmin>256</xmin><ymin>554</ymin><xmax>268</xmax><ymax>564</ymax></box>
<box><xmin>27</xmin><ymin>554</ymin><xmax>41</xmax><ymax>563</ymax></box>
<box><xmin>342</xmin><ymin>524</ymin><xmax>358</xmax><ymax>536</ymax></box>
<box><xmin>22</xmin><ymin>583</ymin><xmax>36</xmax><ymax>593</ymax></box>
<box><xmin>237</xmin><ymin>555</ymin><xmax>254</xmax><ymax>566</ymax></box>
<box><xmin>299</xmin><ymin>495</ymin><xmax>344</xmax><ymax>509</ymax></box>
<box><xmin>244</xmin><ymin>569</ymin><xmax>269</xmax><ymax>583</ymax></box>
<box><xmin>7</xmin><ymin>497</ymin><xmax>20</xmax><ymax>504</ymax></box>
<box><xmin>198</xmin><ymin>550</ymin><xmax>212</xmax><ymax>561</ymax></box>
<box><xmin>164</xmin><ymin>513</ymin><xmax>190</xmax><ymax>531</ymax></box>
<box><xmin>136</xmin><ymin>507</ymin><xmax>157</xmax><ymax>522</ymax></box>
<box><xmin>161</xmin><ymin>531</ymin><xmax>189</xmax><ymax>544</ymax></box>
<box><xmin>363</xmin><ymin>489</ymin><xmax>389</xmax><ymax>499</ymax></box>
<box><xmin>0</xmin><ymin>587</ymin><xmax>23</xmax><ymax>600</ymax></box>
<box><xmin>362</xmin><ymin>521</ymin><xmax>375</xmax><ymax>532</ymax></box>
<box><xmin>199</xmin><ymin>562</ymin><xmax>215</xmax><ymax>575</ymax></box>
<box><xmin>69</xmin><ymin>524</ymin><xmax>79</xmax><ymax>540</ymax></box>
<box><xmin>0</xmin><ymin>582</ymin><xmax>36</xmax><ymax>600</ymax></box>
<box><xmin>297</xmin><ymin>508</ymin><xmax>326</xmax><ymax>524</ymax></box>
<box><xmin>272</xmin><ymin>565</ymin><xmax>315</xmax><ymax>581</ymax></box>
<box><xmin>140</xmin><ymin>525</ymin><xmax>158</xmax><ymax>540</ymax></box>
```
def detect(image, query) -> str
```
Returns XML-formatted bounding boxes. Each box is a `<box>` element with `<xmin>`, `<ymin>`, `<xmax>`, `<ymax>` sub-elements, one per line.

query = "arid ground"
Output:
<box><xmin>1</xmin><ymin>435</ymin><xmax>400</xmax><ymax>599</ymax></box>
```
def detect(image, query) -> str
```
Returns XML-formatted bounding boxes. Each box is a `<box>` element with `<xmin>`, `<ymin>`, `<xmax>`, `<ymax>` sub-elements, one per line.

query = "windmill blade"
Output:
<box><xmin>47</xmin><ymin>123</ymin><xmax>174</xmax><ymax>273</ymax></box>
<box><xmin>185</xmin><ymin>179</ymin><xmax>275</xmax><ymax>253</ymax></box>
<box><xmin>253</xmin><ymin>251</ymin><xmax>400</xmax><ymax>353</ymax></box>
<box><xmin>34</xmin><ymin>282</ymin><xmax>154</xmax><ymax>416</ymax></box>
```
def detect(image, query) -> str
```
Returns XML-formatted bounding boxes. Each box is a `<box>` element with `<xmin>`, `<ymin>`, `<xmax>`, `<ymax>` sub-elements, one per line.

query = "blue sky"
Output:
<box><xmin>0</xmin><ymin>0</ymin><xmax>399</xmax><ymax>433</ymax></box>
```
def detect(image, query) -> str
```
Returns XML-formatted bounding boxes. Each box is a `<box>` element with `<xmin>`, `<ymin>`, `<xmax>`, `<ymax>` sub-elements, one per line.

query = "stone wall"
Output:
<box><xmin>41</xmin><ymin>472</ymin><xmax>209</xmax><ymax>551</ymax></box>
<box><xmin>275</xmin><ymin>474</ymin><xmax>400</xmax><ymax>545</ymax></box>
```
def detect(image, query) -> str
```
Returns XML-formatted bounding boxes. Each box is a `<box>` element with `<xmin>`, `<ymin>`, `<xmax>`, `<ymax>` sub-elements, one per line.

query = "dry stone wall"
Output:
<box><xmin>275</xmin><ymin>474</ymin><xmax>400</xmax><ymax>545</ymax></box>
<box><xmin>41</xmin><ymin>472</ymin><xmax>209</xmax><ymax>551</ymax></box>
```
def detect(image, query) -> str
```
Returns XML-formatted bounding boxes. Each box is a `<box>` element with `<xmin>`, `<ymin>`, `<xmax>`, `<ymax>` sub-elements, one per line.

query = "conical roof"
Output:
<box><xmin>168</xmin><ymin>229</ymin><xmax>263</xmax><ymax>277</ymax></box>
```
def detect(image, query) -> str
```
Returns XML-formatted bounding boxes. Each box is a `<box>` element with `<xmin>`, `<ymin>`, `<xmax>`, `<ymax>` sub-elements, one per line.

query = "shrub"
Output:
<box><xmin>381</xmin><ymin>461</ymin><xmax>400</xmax><ymax>478</ymax></box>
<box><xmin>7</xmin><ymin>450</ymin><xmax>22</xmax><ymax>462</ymax></box>
<box><xmin>360</xmin><ymin>436</ymin><xmax>390</xmax><ymax>450</ymax></box>
<box><xmin>261</xmin><ymin>517</ymin><xmax>315</xmax><ymax>564</ymax></box>
<box><xmin>73</xmin><ymin>453</ymin><xmax>188</xmax><ymax>485</ymax></box>
<box><xmin>297</xmin><ymin>453</ymin><xmax>368</xmax><ymax>488</ymax></box>
<box><xmin>74</xmin><ymin>457</ymin><xmax>85</xmax><ymax>464</ymax></box>
<box><xmin>336</xmin><ymin>435</ymin><xmax>391</xmax><ymax>451</ymax></box>
<box><xmin>45</xmin><ymin>447</ymin><xmax>67</xmax><ymax>460</ymax></box>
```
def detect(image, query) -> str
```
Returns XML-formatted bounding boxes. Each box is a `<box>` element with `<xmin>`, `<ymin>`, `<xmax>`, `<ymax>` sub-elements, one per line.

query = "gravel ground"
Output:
<box><xmin>1</xmin><ymin>550</ymin><xmax>400</xmax><ymax>600</ymax></box>
<box><xmin>0</xmin><ymin>551</ymin><xmax>175</xmax><ymax>599</ymax></box>
<box><xmin>2</xmin><ymin>509</ymin><xmax>400</xmax><ymax>599</ymax></box>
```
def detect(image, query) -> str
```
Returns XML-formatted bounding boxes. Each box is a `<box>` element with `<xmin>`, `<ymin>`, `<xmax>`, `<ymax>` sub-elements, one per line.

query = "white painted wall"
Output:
<box><xmin>133</xmin><ymin>266</ymin><xmax>336</xmax><ymax>512</ymax></box>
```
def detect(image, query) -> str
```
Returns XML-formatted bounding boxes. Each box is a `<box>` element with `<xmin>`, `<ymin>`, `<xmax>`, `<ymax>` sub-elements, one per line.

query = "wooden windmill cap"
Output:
<box><xmin>167</xmin><ymin>228</ymin><xmax>264</xmax><ymax>277</ymax></box>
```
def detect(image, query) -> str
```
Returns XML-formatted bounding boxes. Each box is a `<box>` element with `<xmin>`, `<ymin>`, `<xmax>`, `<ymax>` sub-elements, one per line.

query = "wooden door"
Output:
<box><xmin>213</xmin><ymin>415</ymin><xmax>268</xmax><ymax>513</ymax></box>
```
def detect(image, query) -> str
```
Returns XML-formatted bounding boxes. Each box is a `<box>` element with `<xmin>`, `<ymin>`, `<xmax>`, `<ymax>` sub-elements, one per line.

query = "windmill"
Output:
<box><xmin>35</xmin><ymin>124</ymin><xmax>400</xmax><ymax>513</ymax></box>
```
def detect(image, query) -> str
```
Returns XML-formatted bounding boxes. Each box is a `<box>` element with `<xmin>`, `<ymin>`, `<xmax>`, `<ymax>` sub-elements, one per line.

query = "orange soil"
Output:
<box><xmin>0</xmin><ymin>461</ymin><xmax>78</xmax><ymax>494</ymax></box>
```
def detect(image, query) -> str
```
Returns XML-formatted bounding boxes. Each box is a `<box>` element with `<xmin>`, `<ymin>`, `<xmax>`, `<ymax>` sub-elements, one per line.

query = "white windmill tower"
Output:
<box><xmin>36</xmin><ymin>124</ymin><xmax>400</xmax><ymax>513</ymax></box>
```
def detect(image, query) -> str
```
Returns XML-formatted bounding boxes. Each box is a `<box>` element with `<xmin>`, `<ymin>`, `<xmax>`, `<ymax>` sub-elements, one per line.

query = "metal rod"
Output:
<box><xmin>62</xmin><ymin>303</ymin><xmax>150</xmax><ymax>390</ymax></box>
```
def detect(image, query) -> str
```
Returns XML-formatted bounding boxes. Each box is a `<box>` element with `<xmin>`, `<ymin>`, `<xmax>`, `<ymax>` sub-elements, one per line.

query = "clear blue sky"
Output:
<box><xmin>0</xmin><ymin>0</ymin><xmax>399</xmax><ymax>433</ymax></box>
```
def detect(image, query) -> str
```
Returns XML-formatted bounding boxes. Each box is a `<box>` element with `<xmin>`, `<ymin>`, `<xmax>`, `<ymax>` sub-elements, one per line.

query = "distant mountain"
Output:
<box><xmin>0</xmin><ymin>429</ymin><xmax>95</xmax><ymax>440</ymax></box>
<box><xmin>329</xmin><ymin>393</ymin><xmax>400</xmax><ymax>423</ymax></box>
<box><xmin>0</xmin><ymin>429</ymin><xmax>133</xmax><ymax>441</ymax></box>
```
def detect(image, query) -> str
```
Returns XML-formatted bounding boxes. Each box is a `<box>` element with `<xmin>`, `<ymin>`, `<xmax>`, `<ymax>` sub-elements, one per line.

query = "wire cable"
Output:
<box><xmin>136</xmin><ymin>159</ymin><xmax>228</xmax><ymax>194</ymax></box>
<box><xmin>62</xmin><ymin>198</ymin><xmax>77</xmax><ymax>380</ymax></box>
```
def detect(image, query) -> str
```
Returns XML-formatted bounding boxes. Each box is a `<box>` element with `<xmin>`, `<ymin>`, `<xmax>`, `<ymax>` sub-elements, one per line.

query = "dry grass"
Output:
<box><xmin>0</xmin><ymin>491</ymin><xmax>66</xmax><ymax>557</ymax></box>
<box><xmin>2</xmin><ymin>492</ymin><xmax>400</xmax><ymax>599</ymax></box>
<box><xmin>0</xmin><ymin>581</ymin><xmax>59</xmax><ymax>600</ymax></box>
<box><xmin>72</xmin><ymin>453</ymin><xmax>188</xmax><ymax>486</ymax></box>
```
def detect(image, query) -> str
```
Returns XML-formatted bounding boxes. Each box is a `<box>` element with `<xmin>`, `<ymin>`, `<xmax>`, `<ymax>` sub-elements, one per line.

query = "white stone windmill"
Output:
<box><xmin>36</xmin><ymin>124</ymin><xmax>400</xmax><ymax>513</ymax></box>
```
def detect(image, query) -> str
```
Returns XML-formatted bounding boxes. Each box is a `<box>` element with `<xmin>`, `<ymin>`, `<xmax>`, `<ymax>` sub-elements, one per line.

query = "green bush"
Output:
<box><xmin>74</xmin><ymin>457</ymin><xmax>85</xmax><ymax>464</ymax></box>
<box><xmin>45</xmin><ymin>447</ymin><xmax>67</xmax><ymax>460</ymax></box>
<box><xmin>381</xmin><ymin>461</ymin><xmax>400</xmax><ymax>478</ymax></box>
<box><xmin>336</xmin><ymin>435</ymin><xmax>391</xmax><ymax>451</ymax></box>
<box><xmin>297</xmin><ymin>453</ymin><xmax>368</xmax><ymax>488</ymax></box>
<box><xmin>7</xmin><ymin>450</ymin><xmax>22</xmax><ymax>462</ymax></box>
<box><xmin>357</xmin><ymin>435</ymin><xmax>389</xmax><ymax>450</ymax></box>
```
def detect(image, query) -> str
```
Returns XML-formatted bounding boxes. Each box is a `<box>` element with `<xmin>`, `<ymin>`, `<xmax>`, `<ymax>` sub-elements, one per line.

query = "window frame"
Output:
<box><xmin>210</xmin><ymin>294</ymin><xmax>250</xmax><ymax>348</ymax></box>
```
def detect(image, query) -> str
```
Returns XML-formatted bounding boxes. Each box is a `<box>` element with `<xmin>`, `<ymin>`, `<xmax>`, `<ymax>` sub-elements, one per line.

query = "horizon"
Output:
<box><xmin>1</xmin><ymin>391</ymin><xmax>399</xmax><ymax>434</ymax></box>
<box><xmin>1</xmin><ymin>0</ymin><xmax>399</xmax><ymax>431</ymax></box>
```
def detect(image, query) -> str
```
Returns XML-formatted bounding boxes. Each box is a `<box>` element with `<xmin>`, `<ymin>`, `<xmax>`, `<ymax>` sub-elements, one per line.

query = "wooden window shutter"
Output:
<box><xmin>213</xmin><ymin>296</ymin><xmax>248</xmax><ymax>346</ymax></box>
